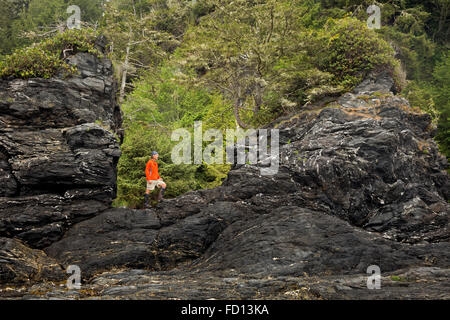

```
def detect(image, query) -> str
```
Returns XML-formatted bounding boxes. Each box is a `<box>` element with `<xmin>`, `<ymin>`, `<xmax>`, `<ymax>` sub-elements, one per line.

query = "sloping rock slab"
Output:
<box><xmin>45</xmin><ymin>204</ymin><xmax>450</xmax><ymax>280</ymax></box>
<box><xmin>0</xmin><ymin>237</ymin><xmax>64</xmax><ymax>285</ymax></box>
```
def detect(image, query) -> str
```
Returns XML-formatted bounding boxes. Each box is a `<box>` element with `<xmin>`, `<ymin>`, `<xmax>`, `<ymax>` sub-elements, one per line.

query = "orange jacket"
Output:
<box><xmin>145</xmin><ymin>159</ymin><xmax>160</xmax><ymax>181</ymax></box>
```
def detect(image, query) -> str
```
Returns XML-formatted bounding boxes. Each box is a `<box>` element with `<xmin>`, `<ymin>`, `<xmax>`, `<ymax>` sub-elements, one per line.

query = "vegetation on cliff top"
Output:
<box><xmin>0</xmin><ymin>28</ymin><xmax>100</xmax><ymax>79</ymax></box>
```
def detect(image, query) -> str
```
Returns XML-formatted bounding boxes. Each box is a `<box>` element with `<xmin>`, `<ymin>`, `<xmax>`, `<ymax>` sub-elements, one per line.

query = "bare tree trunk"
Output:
<box><xmin>119</xmin><ymin>28</ymin><xmax>132</xmax><ymax>105</ymax></box>
<box><xmin>119</xmin><ymin>1</ymin><xmax>138</xmax><ymax>105</ymax></box>
<box><xmin>234</xmin><ymin>98</ymin><xmax>249</xmax><ymax>129</ymax></box>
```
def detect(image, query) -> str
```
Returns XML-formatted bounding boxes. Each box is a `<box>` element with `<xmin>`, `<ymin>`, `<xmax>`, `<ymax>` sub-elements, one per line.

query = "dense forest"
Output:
<box><xmin>0</xmin><ymin>0</ymin><xmax>448</xmax><ymax>208</ymax></box>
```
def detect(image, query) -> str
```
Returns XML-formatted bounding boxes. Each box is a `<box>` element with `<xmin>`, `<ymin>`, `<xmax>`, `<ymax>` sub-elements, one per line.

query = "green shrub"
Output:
<box><xmin>113</xmin><ymin>122</ymin><xmax>230</xmax><ymax>209</ymax></box>
<box><xmin>319</xmin><ymin>17</ymin><xmax>399</xmax><ymax>89</ymax></box>
<box><xmin>113</xmin><ymin>68</ymin><xmax>232</xmax><ymax>208</ymax></box>
<box><xmin>390</xmin><ymin>275</ymin><xmax>407</xmax><ymax>282</ymax></box>
<box><xmin>432</xmin><ymin>54</ymin><xmax>450</xmax><ymax>160</ymax></box>
<box><xmin>402</xmin><ymin>82</ymin><xmax>440</xmax><ymax>120</ymax></box>
<box><xmin>0</xmin><ymin>28</ymin><xmax>101</xmax><ymax>79</ymax></box>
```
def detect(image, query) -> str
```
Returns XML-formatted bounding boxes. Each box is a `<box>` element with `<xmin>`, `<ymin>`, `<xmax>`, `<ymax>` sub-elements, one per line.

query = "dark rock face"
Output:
<box><xmin>0</xmin><ymin>49</ymin><xmax>122</xmax><ymax>249</ymax></box>
<box><xmin>275</xmin><ymin>72</ymin><xmax>449</xmax><ymax>244</ymax></box>
<box><xmin>0</xmin><ymin>237</ymin><xmax>64</xmax><ymax>285</ymax></box>
<box><xmin>45</xmin><ymin>204</ymin><xmax>449</xmax><ymax>280</ymax></box>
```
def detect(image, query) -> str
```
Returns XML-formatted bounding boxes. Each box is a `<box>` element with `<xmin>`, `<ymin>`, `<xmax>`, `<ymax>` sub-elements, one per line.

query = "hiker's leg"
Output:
<box><xmin>145</xmin><ymin>181</ymin><xmax>155</xmax><ymax>208</ymax></box>
<box><xmin>157</xmin><ymin>181</ymin><xmax>166</xmax><ymax>202</ymax></box>
<box><xmin>144</xmin><ymin>193</ymin><xmax>150</xmax><ymax>208</ymax></box>
<box><xmin>156</xmin><ymin>178</ymin><xmax>166</xmax><ymax>189</ymax></box>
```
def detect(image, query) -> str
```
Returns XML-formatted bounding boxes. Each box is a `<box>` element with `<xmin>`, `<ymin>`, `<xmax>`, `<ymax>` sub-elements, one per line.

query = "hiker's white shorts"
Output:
<box><xmin>146</xmin><ymin>179</ymin><xmax>165</xmax><ymax>191</ymax></box>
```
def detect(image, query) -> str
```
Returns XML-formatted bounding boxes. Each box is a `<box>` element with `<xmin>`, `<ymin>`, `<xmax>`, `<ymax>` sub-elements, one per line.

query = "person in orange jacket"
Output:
<box><xmin>144</xmin><ymin>151</ymin><xmax>167</xmax><ymax>207</ymax></box>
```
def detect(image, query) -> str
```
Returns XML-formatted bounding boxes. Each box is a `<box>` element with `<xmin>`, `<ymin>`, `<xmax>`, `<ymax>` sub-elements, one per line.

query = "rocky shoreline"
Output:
<box><xmin>0</xmin><ymin>49</ymin><xmax>448</xmax><ymax>299</ymax></box>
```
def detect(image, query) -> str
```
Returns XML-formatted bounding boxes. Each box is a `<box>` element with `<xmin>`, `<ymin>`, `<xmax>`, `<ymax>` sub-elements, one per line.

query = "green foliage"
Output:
<box><xmin>432</xmin><ymin>54</ymin><xmax>450</xmax><ymax>159</ymax></box>
<box><xmin>325</xmin><ymin>0</ymin><xmax>449</xmax><ymax>159</ymax></box>
<box><xmin>178</xmin><ymin>1</ymin><xmax>398</xmax><ymax>128</ymax></box>
<box><xmin>0</xmin><ymin>0</ymin><xmax>105</xmax><ymax>55</ymax></box>
<box><xmin>321</xmin><ymin>0</ymin><xmax>449</xmax><ymax>44</ymax></box>
<box><xmin>114</xmin><ymin>66</ymin><xmax>232</xmax><ymax>208</ymax></box>
<box><xmin>320</xmin><ymin>17</ymin><xmax>398</xmax><ymax>89</ymax></box>
<box><xmin>98</xmin><ymin>0</ymin><xmax>211</xmax><ymax>91</ymax></box>
<box><xmin>368</xmin><ymin>1</ymin><xmax>449</xmax><ymax>159</ymax></box>
<box><xmin>0</xmin><ymin>28</ymin><xmax>100</xmax><ymax>79</ymax></box>
<box><xmin>379</xmin><ymin>26</ymin><xmax>436</xmax><ymax>82</ymax></box>
<box><xmin>402</xmin><ymin>82</ymin><xmax>440</xmax><ymax>122</ymax></box>
<box><xmin>15</xmin><ymin>0</ymin><xmax>66</xmax><ymax>35</ymax></box>
<box><xmin>390</xmin><ymin>275</ymin><xmax>407</xmax><ymax>282</ymax></box>
<box><xmin>0</xmin><ymin>0</ymin><xmax>26</xmax><ymax>55</ymax></box>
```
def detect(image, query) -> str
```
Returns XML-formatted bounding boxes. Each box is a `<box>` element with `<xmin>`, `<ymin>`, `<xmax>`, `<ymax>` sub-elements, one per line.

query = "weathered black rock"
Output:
<box><xmin>45</xmin><ymin>204</ymin><xmax>450</xmax><ymax>280</ymax></box>
<box><xmin>9</xmin><ymin>266</ymin><xmax>449</xmax><ymax>300</ymax></box>
<box><xmin>273</xmin><ymin>72</ymin><xmax>449</xmax><ymax>244</ymax></box>
<box><xmin>0</xmin><ymin>237</ymin><xmax>64</xmax><ymax>285</ymax></box>
<box><xmin>0</xmin><ymin>48</ymin><xmax>122</xmax><ymax>248</ymax></box>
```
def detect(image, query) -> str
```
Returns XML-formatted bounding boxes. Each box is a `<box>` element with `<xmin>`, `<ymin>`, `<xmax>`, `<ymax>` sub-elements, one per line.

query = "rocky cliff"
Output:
<box><xmin>0</xmin><ymin>38</ymin><xmax>122</xmax><ymax>249</ymax></box>
<box><xmin>0</xmin><ymin>69</ymin><xmax>449</xmax><ymax>299</ymax></box>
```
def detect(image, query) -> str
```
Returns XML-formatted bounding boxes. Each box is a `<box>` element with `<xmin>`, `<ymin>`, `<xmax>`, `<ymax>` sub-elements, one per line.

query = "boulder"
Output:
<box><xmin>0</xmin><ymin>237</ymin><xmax>64</xmax><ymax>285</ymax></box>
<box><xmin>45</xmin><ymin>203</ymin><xmax>450</xmax><ymax>280</ymax></box>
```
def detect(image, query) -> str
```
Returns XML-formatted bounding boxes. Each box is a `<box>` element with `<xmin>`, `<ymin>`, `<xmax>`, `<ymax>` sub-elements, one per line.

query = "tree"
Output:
<box><xmin>178</xmin><ymin>1</ymin><xmax>398</xmax><ymax>128</ymax></box>
<box><xmin>179</xmin><ymin>0</ymin><xmax>308</xmax><ymax>128</ymax></box>
<box><xmin>0</xmin><ymin>0</ymin><xmax>30</xmax><ymax>54</ymax></box>
<box><xmin>432</xmin><ymin>54</ymin><xmax>450</xmax><ymax>158</ymax></box>
<box><xmin>100</xmin><ymin>0</ymin><xmax>199</xmax><ymax>103</ymax></box>
<box><xmin>0</xmin><ymin>0</ymin><xmax>105</xmax><ymax>55</ymax></box>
